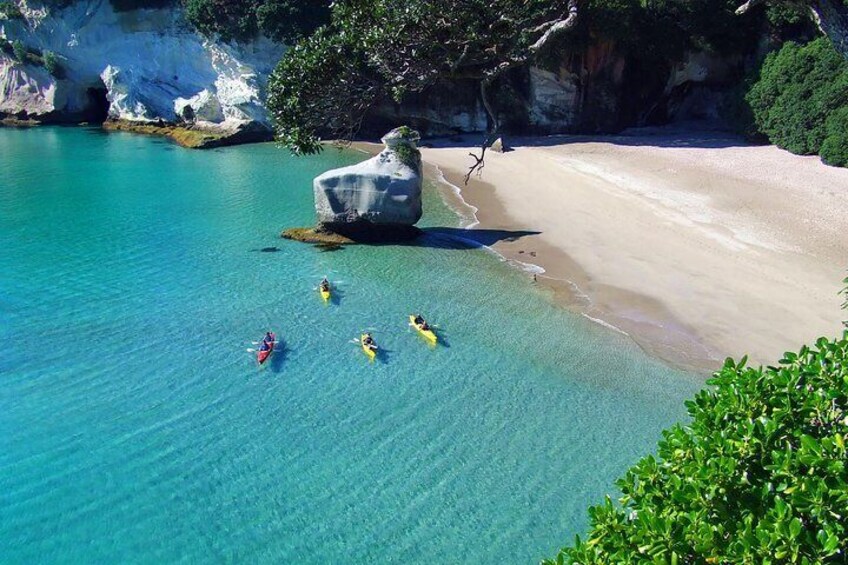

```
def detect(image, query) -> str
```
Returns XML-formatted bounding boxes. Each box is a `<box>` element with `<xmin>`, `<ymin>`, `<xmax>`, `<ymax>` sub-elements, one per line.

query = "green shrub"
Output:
<box><xmin>11</xmin><ymin>39</ymin><xmax>26</xmax><ymax>62</ymax></box>
<box><xmin>821</xmin><ymin>107</ymin><xmax>848</xmax><ymax>167</ymax></box>
<box><xmin>746</xmin><ymin>38</ymin><xmax>848</xmax><ymax>157</ymax></box>
<box><xmin>182</xmin><ymin>0</ymin><xmax>328</xmax><ymax>43</ymax></box>
<box><xmin>256</xmin><ymin>0</ymin><xmax>330</xmax><ymax>44</ymax></box>
<box><xmin>42</xmin><ymin>50</ymin><xmax>60</xmax><ymax>76</ymax></box>
<box><xmin>0</xmin><ymin>0</ymin><xmax>23</xmax><ymax>19</ymax></box>
<box><xmin>109</xmin><ymin>0</ymin><xmax>174</xmax><ymax>12</ymax></box>
<box><xmin>547</xmin><ymin>335</ymin><xmax>848</xmax><ymax>564</ymax></box>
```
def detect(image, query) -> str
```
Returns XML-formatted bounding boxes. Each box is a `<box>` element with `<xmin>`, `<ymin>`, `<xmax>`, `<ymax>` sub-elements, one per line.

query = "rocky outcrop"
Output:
<box><xmin>0</xmin><ymin>0</ymin><xmax>282</xmax><ymax>144</ymax></box>
<box><xmin>313</xmin><ymin>127</ymin><xmax>423</xmax><ymax>230</ymax></box>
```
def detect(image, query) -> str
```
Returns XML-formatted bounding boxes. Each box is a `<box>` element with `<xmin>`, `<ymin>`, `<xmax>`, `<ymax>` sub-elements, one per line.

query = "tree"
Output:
<box><xmin>267</xmin><ymin>0</ymin><xmax>761</xmax><ymax>181</ymax></box>
<box><xmin>182</xmin><ymin>0</ymin><xmax>329</xmax><ymax>43</ymax></box>
<box><xmin>545</xmin><ymin>334</ymin><xmax>848</xmax><ymax>564</ymax></box>
<box><xmin>735</xmin><ymin>0</ymin><xmax>848</xmax><ymax>59</ymax></box>
<box><xmin>267</xmin><ymin>0</ymin><xmax>585</xmax><ymax>177</ymax></box>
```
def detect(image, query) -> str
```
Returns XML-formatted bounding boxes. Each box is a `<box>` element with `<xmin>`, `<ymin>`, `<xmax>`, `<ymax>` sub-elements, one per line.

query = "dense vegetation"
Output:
<box><xmin>0</xmin><ymin>0</ymin><xmax>23</xmax><ymax>19</ymax></box>
<box><xmin>545</xmin><ymin>283</ymin><xmax>848</xmax><ymax>564</ymax></box>
<box><xmin>744</xmin><ymin>38</ymin><xmax>848</xmax><ymax>167</ymax></box>
<box><xmin>182</xmin><ymin>0</ymin><xmax>329</xmax><ymax>43</ymax></box>
<box><xmin>266</xmin><ymin>0</ymin><xmax>765</xmax><ymax>155</ymax></box>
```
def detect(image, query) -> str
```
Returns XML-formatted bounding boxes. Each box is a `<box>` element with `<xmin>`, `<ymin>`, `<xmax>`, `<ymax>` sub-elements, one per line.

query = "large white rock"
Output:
<box><xmin>0</xmin><ymin>0</ymin><xmax>283</xmax><ymax>132</ymax></box>
<box><xmin>313</xmin><ymin>128</ymin><xmax>423</xmax><ymax>226</ymax></box>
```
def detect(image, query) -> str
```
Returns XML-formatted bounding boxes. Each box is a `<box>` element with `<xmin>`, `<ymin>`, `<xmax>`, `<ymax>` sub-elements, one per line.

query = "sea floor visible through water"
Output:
<box><xmin>0</xmin><ymin>126</ymin><xmax>704</xmax><ymax>563</ymax></box>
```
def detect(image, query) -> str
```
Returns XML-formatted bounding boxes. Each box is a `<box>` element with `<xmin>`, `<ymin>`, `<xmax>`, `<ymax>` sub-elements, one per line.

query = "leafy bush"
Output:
<box><xmin>746</xmin><ymin>38</ymin><xmax>848</xmax><ymax>158</ymax></box>
<box><xmin>182</xmin><ymin>0</ymin><xmax>328</xmax><ymax>43</ymax></box>
<box><xmin>0</xmin><ymin>0</ymin><xmax>23</xmax><ymax>19</ymax></box>
<box><xmin>256</xmin><ymin>0</ymin><xmax>330</xmax><ymax>44</ymax></box>
<box><xmin>42</xmin><ymin>50</ymin><xmax>60</xmax><ymax>77</ymax></box>
<box><xmin>820</xmin><ymin>108</ymin><xmax>848</xmax><ymax>167</ymax></box>
<box><xmin>546</xmin><ymin>334</ymin><xmax>848</xmax><ymax>564</ymax></box>
<box><xmin>11</xmin><ymin>39</ymin><xmax>26</xmax><ymax>62</ymax></box>
<box><xmin>109</xmin><ymin>0</ymin><xmax>174</xmax><ymax>12</ymax></box>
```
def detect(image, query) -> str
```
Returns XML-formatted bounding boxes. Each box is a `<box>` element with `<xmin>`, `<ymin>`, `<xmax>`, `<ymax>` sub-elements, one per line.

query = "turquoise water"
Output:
<box><xmin>0</xmin><ymin>127</ymin><xmax>703</xmax><ymax>563</ymax></box>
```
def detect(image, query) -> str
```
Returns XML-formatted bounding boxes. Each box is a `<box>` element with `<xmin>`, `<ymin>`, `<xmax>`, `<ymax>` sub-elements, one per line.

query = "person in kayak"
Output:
<box><xmin>413</xmin><ymin>315</ymin><xmax>430</xmax><ymax>331</ymax></box>
<box><xmin>259</xmin><ymin>341</ymin><xmax>271</xmax><ymax>352</ymax></box>
<box><xmin>263</xmin><ymin>332</ymin><xmax>275</xmax><ymax>347</ymax></box>
<box><xmin>320</xmin><ymin>278</ymin><xmax>330</xmax><ymax>292</ymax></box>
<box><xmin>363</xmin><ymin>333</ymin><xmax>375</xmax><ymax>349</ymax></box>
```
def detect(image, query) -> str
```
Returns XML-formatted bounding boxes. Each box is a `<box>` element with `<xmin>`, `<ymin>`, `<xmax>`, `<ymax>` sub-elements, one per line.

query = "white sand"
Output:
<box><xmin>419</xmin><ymin>126</ymin><xmax>848</xmax><ymax>372</ymax></box>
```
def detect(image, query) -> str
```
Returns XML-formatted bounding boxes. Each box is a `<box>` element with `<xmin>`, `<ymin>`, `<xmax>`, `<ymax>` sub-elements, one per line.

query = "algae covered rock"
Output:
<box><xmin>313</xmin><ymin>127</ymin><xmax>423</xmax><ymax>228</ymax></box>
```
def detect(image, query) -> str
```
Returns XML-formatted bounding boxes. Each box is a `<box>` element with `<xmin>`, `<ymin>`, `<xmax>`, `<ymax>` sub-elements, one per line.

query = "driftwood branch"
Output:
<box><xmin>464</xmin><ymin>144</ymin><xmax>488</xmax><ymax>185</ymax></box>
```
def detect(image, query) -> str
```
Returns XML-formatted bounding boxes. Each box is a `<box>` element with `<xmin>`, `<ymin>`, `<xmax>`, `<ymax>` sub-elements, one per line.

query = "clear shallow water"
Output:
<box><xmin>0</xmin><ymin>127</ymin><xmax>703</xmax><ymax>563</ymax></box>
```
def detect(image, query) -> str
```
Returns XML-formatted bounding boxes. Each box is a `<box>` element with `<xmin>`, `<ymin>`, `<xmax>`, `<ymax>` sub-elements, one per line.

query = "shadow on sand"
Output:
<box><xmin>419</xmin><ymin>123</ymin><xmax>758</xmax><ymax>152</ymax></box>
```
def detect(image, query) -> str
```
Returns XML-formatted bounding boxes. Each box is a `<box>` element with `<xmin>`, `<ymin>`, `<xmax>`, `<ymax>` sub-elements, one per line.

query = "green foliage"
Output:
<box><xmin>267</xmin><ymin>27</ymin><xmax>379</xmax><ymax>154</ymax></box>
<box><xmin>42</xmin><ymin>50</ymin><xmax>60</xmax><ymax>77</ymax></box>
<box><xmin>391</xmin><ymin>126</ymin><xmax>422</xmax><ymax>170</ymax></box>
<box><xmin>11</xmin><ymin>38</ymin><xmax>26</xmax><ymax>62</ymax></box>
<box><xmin>820</xmin><ymin>108</ymin><xmax>848</xmax><ymax>167</ymax></box>
<box><xmin>0</xmin><ymin>1</ymin><xmax>23</xmax><ymax>19</ymax></box>
<box><xmin>746</xmin><ymin>38</ymin><xmax>848</xmax><ymax>159</ymax></box>
<box><xmin>547</xmin><ymin>337</ymin><xmax>848</xmax><ymax>564</ymax></box>
<box><xmin>267</xmin><ymin>0</ymin><xmax>768</xmax><ymax>153</ymax></box>
<box><xmin>842</xmin><ymin>274</ymin><xmax>848</xmax><ymax>325</ymax></box>
<box><xmin>182</xmin><ymin>0</ymin><xmax>328</xmax><ymax>43</ymax></box>
<box><xmin>256</xmin><ymin>0</ymin><xmax>330</xmax><ymax>44</ymax></box>
<box><xmin>109</xmin><ymin>0</ymin><xmax>174</xmax><ymax>12</ymax></box>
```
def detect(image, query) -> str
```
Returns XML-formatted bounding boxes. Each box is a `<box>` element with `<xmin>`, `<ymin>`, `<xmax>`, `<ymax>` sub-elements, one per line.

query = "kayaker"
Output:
<box><xmin>259</xmin><ymin>341</ymin><xmax>271</xmax><ymax>352</ymax></box>
<box><xmin>263</xmin><ymin>332</ymin><xmax>275</xmax><ymax>346</ymax></box>
<box><xmin>363</xmin><ymin>333</ymin><xmax>375</xmax><ymax>349</ymax></box>
<box><xmin>320</xmin><ymin>278</ymin><xmax>330</xmax><ymax>291</ymax></box>
<box><xmin>414</xmin><ymin>315</ymin><xmax>430</xmax><ymax>331</ymax></box>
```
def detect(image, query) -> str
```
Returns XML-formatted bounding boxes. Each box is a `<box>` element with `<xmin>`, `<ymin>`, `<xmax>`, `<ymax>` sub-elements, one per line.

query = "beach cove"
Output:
<box><xmin>418</xmin><ymin>126</ymin><xmax>848</xmax><ymax>371</ymax></box>
<box><xmin>0</xmin><ymin>126</ymin><xmax>703</xmax><ymax>563</ymax></box>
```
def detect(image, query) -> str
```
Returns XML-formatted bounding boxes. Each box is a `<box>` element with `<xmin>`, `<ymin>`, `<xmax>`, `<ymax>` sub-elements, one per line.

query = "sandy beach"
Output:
<box><xmin>415</xmin><ymin>125</ymin><xmax>848</xmax><ymax>372</ymax></box>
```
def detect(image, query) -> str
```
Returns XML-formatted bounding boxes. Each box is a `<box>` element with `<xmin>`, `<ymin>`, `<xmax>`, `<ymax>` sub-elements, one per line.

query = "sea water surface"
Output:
<box><xmin>0</xmin><ymin>127</ymin><xmax>703</xmax><ymax>563</ymax></box>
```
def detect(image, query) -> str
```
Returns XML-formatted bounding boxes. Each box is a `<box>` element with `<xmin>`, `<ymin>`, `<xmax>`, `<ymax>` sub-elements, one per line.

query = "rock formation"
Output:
<box><xmin>0</xmin><ymin>0</ymin><xmax>282</xmax><ymax>145</ymax></box>
<box><xmin>313</xmin><ymin>127</ymin><xmax>423</xmax><ymax>229</ymax></box>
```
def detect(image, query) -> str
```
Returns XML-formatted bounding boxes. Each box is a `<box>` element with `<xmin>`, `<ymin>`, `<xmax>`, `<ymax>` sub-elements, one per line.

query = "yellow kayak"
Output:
<box><xmin>409</xmin><ymin>315</ymin><xmax>437</xmax><ymax>344</ymax></box>
<box><xmin>361</xmin><ymin>334</ymin><xmax>377</xmax><ymax>360</ymax></box>
<box><xmin>320</xmin><ymin>286</ymin><xmax>331</xmax><ymax>301</ymax></box>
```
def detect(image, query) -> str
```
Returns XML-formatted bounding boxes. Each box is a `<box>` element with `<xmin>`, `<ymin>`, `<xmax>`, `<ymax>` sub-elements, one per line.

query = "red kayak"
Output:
<box><xmin>257</xmin><ymin>332</ymin><xmax>276</xmax><ymax>365</ymax></box>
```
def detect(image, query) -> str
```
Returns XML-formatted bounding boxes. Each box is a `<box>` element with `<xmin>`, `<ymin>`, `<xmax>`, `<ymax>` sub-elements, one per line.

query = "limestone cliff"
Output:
<box><xmin>0</xmin><ymin>0</ymin><xmax>282</xmax><ymax>144</ymax></box>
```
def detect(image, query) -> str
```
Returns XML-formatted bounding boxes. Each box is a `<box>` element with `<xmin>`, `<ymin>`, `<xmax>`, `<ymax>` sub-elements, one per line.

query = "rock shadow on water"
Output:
<box><xmin>282</xmin><ymin>225</ymin><xmax>540</xmax><ymax>251</ymax></box>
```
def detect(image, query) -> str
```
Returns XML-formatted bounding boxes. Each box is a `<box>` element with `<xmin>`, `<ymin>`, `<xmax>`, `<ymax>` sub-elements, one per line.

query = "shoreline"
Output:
<box><xmin>430</xmin><ymin>164</ymin><xmax>721</xmax><ymax>374</ymax></box>
<box><xmin>418</xmin><ymin>127</ymin><xmax>848</xmax><ymax>374</ymax></box>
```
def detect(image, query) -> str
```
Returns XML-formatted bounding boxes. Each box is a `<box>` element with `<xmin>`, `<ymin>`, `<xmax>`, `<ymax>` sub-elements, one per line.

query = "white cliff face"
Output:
<box><xmin>0</xmin><ymin>0</ymin><xmax>283</xmax><ymax>133</ymax></box>
<box><xmin>313</xmin><ymin>128</ymin><xmax>423</xmax><ymax>226</ymax></box>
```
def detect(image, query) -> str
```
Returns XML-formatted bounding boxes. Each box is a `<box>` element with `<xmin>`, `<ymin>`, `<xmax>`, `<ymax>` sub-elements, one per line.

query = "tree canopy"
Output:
<box><xmin>182</xmin><ymin>0</ymin><xmax>329</xmax><ymax>43</ymax></box>
<box><xmin>545</xmin><ymin>335</ymin><xmax>848</xmax><ymax>564</ymax></box>
<box><xmin>266</xmin><ymin>0</ymin><xmax>766</xmax><ymax>156</ymax></box>
<box><xmin>745</xmin><ymin>37</ymin><xmax>848</xmax><ymax>165</ymax></box>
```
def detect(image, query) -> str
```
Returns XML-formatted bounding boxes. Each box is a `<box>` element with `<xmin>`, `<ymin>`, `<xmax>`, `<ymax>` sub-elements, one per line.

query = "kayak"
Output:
<box><xmin>361</xmin><ymin>334</ymin><xmax>377</xmax><ymax>360</ymax></box>
<box><xmin>320</xmin><ymin>285</ymin><xmax>331</xmax><ymax>302</ymax></box>
<box><xmin>409</xmin><ymin>315</ymin><xmax>437</xmax><ymax>344</ymax></box>
<box><xmin>257</xmin><ymin>332</ymin><xmax>275</xmax><ymax>365</ymax></box>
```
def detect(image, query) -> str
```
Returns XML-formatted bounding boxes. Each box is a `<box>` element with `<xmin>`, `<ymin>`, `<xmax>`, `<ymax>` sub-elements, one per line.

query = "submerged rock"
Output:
<box><xmin>313</xmin><ymin>127</ymin><xmax>423</xmax><ymax>229</ymax></box>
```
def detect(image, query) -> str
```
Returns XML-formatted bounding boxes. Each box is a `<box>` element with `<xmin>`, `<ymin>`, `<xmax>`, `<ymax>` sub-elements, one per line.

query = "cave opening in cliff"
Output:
<box><xmin>85</xmin><ymin>87</ymin><xmax>110</xmax><ymax>124</ymax></box>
